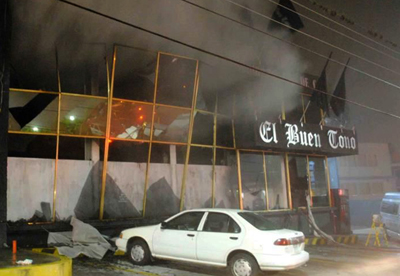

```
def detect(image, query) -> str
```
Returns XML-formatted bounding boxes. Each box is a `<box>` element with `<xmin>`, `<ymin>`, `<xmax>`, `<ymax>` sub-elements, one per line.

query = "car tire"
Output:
<box><xmin>229</xmin><ymin>253</ymin><xmax>261</xmax><ymax>276</ymax></box>
<box><xmin>128</xmin><ymin>239</ymin><xmax>151</xmax><ymax>266</ymax></box>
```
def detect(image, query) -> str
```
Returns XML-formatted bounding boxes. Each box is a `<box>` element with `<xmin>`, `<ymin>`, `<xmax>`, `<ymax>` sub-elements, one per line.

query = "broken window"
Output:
<box><xmin>240</xmin><ymin>152</ymin><xmax>266</xmax><ymax>211</ymax></box>
<box><xmin>156</xmin><ymin>54</ymin><xmax>197</xmax><ymax>108</ymax></box>
<box><xmin>110</xmin><ymin>100</ymin><xmax>153</xmax><ymax>140</ymax></box>
<box><xmin>113</xmin><ymin>46</ymin><xmax>157</xmax><ymax>102</ymax></box>
<box><xmin>265</xmin><ymin>154</ymin><xmax>289</xmax><ymax>210</ymax></box>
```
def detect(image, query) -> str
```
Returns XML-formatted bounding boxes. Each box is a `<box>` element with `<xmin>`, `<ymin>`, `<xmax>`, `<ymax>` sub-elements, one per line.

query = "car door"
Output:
<box><xmin>196</xmin><ymin>212</ymin><xmax>243</xmax><ymax>264</ymax></box>
<box><xmin>152</xmin><ymin>211</ymin><xmax>205</xmax><ymax>260</ymax></box>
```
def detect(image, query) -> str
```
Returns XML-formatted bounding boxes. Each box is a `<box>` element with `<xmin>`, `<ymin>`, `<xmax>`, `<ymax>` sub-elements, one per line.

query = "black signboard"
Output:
<box><xmin>254</xmin><ymin>120</ymin><xmax>358</xmax><ymax>156</ymax></box>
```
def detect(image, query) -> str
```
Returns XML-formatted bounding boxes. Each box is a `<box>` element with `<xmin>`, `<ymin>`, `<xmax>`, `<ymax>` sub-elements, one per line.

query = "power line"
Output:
<box><xmin>58</xmin><ymin>0</ymin><xmax>400</xmax><ymax>121</ymax></box>
<box><xmin>291</xmin><ymin>0</ymin><xmax>400</xmax><ymax>57</ymax></box>
<box><xmin>267</xmin><ymin>0</ymin><xmax>400</xmax><ymax>63</ymax></box>
<box><xmin>222</xmin><ymin>0</ymin><xmax>400</xmax><ymax>77</ymax></box>
<box><xmin>182</xmin><ymin>0</ymin><xmax>400</xmax><ymax>91</ymax></box>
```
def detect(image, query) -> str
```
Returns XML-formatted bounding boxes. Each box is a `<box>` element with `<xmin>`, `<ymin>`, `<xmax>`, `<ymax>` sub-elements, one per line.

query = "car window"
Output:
<box><xmin>203</xmin><ymin>213</ymin><xmax>241</xmax><ymax>233</ymax></box>
<box><xmin>381</xmin><ymin>200</ymin><xmax>399</xmax><ymax>215</ymax></box>
<box><xmin>238</xmin><ymin>212</ymin><xmax>279</xmax><ymax>231</ymax></box>
<box><xmin>165</xmin><ymin>212</ymin><xmax>204</xmax><ymax>231</ymax></box>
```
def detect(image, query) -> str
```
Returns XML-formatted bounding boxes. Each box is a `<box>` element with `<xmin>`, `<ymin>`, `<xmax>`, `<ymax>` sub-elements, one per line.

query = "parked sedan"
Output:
<box><xmin>116</xmin><ymin>209</ymin><xmax>309</xmax><ymax>276</ymax></box>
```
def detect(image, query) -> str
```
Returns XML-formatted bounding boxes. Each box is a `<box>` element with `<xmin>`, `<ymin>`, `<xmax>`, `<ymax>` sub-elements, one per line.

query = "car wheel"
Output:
<box><xmin>128</xmin><ymin>239</ymin><xmax>151</xmax><ymax>266</ymax></box>
<box><xmin>229</xmin><ymin>253</ymin><xmax>260</xmax><ymax>276</ymax></box>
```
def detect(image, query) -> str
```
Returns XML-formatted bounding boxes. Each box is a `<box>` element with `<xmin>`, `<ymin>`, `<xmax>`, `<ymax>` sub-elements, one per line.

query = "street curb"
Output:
<box><xmin>305</xmin><ymin>235</ymin><xmax>358</xmax><ymax>245</ymax></box>
<box><xmin>32</xmin><ymin>248</ymin><xmax>125</xmax><ymax>256</ymax></box>
<box><xmin>0</xmin><ymin>251</ymin><xmax>72</xmax><ymax>276</ymax></box>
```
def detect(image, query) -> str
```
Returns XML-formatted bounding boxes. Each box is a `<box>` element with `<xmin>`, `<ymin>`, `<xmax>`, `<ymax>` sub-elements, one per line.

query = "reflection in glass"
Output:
<box><xmin>288</xmin><ymin>155</ymin><xmax>309</xmax><ymax>208</ymax></box>
<box><xmin>309</xmin><ymin>157</ymin><xmax>329</xmax><ymax>207</ymax></box>
<box><xmin>265</xmin><ymin>154</ymin><xmax>289</xmax><ymax>210</ymax></box>
<box><xmin>145</xmin><ymin>144</ymin><xmax>183</xmax><ymax>217</ymax></box>
<box><xmin>152</xmin><ymin>106</ymin><xmax>190</xmax><ymax>143</ymax></box>
<box><xmin>184</xmin><ymin>147</ymin><xmax>213</xmax><ymax>210</ymax></box>
<box><xmin>7</xmin><ymin>134</ymin><xmax>56</xmax><ymax>221</ymax></box>
<box><xmin>217</xmin><ymin>116</ymin><xmax>233</xmax><ymax>147</ymax></box>
<box><xmin>240</xmin><ymin>153</ymin><xmax>266</xmax><ymax>211</ymax></box>
<box><xmin>60</xmin><ymin>95</ymin><xmax>107</xmax><ymax>136</ymax></box>
<box><xmin>110</xmin><ymin>100</ymin><xmax>152</xmax><ymax>140</ymax></box>
<box><xmin>156</xmin><ymin>54</ymin><xmax>197</xmax><ymax>107</ymax></box>
<box><xmin>114</xmin><ymin>47</ymin><xmax>157</xmax><ymax>102</ymax></box>
<box><xmin>9</xmin><ymin>92</ymin><xmax>58</xmax><ymax>133</ymax></box>
<box><xmin>215</xmin><ymin>149</ymin><xmax>239</xmax><ymax>208</ymax></box>
<box><xmin>192</xmin><ymin>112</ymin><xmax>214</xmax><ymax>145</ymax></box>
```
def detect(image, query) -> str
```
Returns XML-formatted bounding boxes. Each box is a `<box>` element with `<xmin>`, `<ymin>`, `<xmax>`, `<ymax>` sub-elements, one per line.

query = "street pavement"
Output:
<box><xmin>73</xmin><ymin>245</ymin><xmax>400</xmax><ymax>276</ymax></box>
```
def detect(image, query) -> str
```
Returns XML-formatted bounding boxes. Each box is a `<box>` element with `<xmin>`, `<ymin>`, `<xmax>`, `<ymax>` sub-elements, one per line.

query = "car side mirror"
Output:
<box><xmin>161</xmin><ymin>221</ymin><xmax>168</xmax><ymax>229</ymax></box>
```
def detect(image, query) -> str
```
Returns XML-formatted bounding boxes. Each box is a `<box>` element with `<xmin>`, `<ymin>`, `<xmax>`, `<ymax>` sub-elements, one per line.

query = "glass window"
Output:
<box><xmin>145</xmin><ymin>144</ymin><xmax>183</xmax><ymax>217</ymax></box>
<box><xmin>156</xmin><ymin>54</ymin><xmax>197</xmax><ymax>107</ymax></box>
<box><xmin>196</xmin><ymin>64</ymin><xmax>218</xmax><ymax>112</ymax></box>
<box><xmin>9</xmin><ymin>91</ymin><xmax>58</xmax><ymax>134</ymax></box>
<box><xmin>288</xmin><ymin>155</ymin><xmax>309</xmax><ymax>208</ymax></box>
<box><xmin>240</xmin><ymin>152</ymin><xmax>266</xmax><ymax>211</ymax></box>
<box><xmin>165</xmin><ymin>212</ymin><xmax>205</xmax><ymax>231</ymax></box>
<box><xmin>8</xmin><ymin>134</ymin><xmax>56</xmax><ymax>159</ymax></box>
<box><xmin>265</xmin><ymin>154</ymin><xmax>289</xmax><ymax>210</ymax></box>
<box><xmin>238</xmin><ymin>212</ymin><xmax>279</xmax><ymax>231</ymax></box>
<box><xmin>105</xmin><ymin>141</ymin><xmax>149</xmax><ymax>219</ymax></box>
<box><xmin>114</xmin><ymin>47</ymin><xmax>157</xmax><ymax>102</ymax></box>
<box><xmin>309</xmin><ymin>157</ymin><xmax>329</xmax><ymax>207</ymax></box>
<box><xmin>58</xmin><ymin>136</ymin><xmax>86</xmax><ymax>160</ymax></box>
<box><xmin>216</xmin><ymin>116</ymin><xmax>234</xmax><ymax>148</ymax></box>
<box><xmin>203</xmin><ymin>213</ymin><xmax>241</xmax><ymax>233</ymax></box>
<box><xmin>192</xmin><ymin>112</ymin><xmax>214</xmax><ymax>145</ymax></box>
<box><xmin>59</xmin><ymin>43</ymin><xmax>108</xmax><ymax>96</ymax></box>
<box><xmin>215</xmin><ymin>149</ymin><xmax>240</xmax><ymax>209</ymax></box>
<box><xmin>56</xmin><ymin>137</ymin><xmax>104</xmax><ymax>220</ymax></box>
<box><xmin>152</xmin><ymin>106</ymin><xmax>190</xmax><ymax>143</ymax></box>
<box><xmin>110</xmin><ymin>100</ymin><xmax>153</xmax><ymax>140</ymax></box>
<box><xmin>184</xmin><ymin>147</ymin><xmax>213</xmax><ymax>210</ymax></box>
<box><xmin>60</xmin><ymin>95</ymin><xmax>107</xmax><ymax>137</ymax></box>
<box><xmin>7</xmin><ymin>134</ymin><xmax>56</xmax><ymax>221</ymax></box>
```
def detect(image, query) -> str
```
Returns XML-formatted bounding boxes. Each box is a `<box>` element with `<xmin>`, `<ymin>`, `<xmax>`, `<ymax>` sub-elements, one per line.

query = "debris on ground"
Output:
<box><xmin>48</xmin><ymin>217</ymin><xmax>113</xmax><ymax>259</ymax></box>
<box><xmin>16</xmin><ymin>259</ymin><xmax>33</xmax><ymax>265</ymax></box>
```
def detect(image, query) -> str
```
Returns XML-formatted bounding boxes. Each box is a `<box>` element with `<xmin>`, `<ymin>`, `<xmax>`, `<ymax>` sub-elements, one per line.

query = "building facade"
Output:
<box><xmin>6</xmin><ymin>46</ymin><xmax>358</xmax><ymax>237</ymax></box>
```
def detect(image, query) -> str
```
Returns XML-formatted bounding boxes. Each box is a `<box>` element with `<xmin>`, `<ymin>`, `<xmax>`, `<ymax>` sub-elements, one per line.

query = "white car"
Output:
<box><xmin>116</xmin><ymin>209</ymin><xmax>309</xmax><ymax>276</ymax></box>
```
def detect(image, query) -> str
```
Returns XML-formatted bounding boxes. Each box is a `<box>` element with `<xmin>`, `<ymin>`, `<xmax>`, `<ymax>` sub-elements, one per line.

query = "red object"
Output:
<box><xmin>274</xmin><ymin>238</ymin><xmax>290</xmax><ymax>246</ymax></box>
<box><xmin>12</xmin><ymin>240</ymin><xmax>17</xmax><ymax>254</ymax></box>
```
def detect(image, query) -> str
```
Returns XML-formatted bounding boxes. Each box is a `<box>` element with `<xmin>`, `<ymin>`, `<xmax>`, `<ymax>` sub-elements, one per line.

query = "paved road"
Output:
<box><xmin>73</xmin><ymin>246</ymin><xmax>400</xmax><ymax>276</ymax></box>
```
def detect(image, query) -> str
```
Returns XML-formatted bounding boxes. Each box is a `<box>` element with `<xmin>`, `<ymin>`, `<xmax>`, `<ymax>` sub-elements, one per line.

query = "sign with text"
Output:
<box><xmin>255</xmin><ymin>120</ymin><xmax>358</xmax><ymax>156</ymax></box>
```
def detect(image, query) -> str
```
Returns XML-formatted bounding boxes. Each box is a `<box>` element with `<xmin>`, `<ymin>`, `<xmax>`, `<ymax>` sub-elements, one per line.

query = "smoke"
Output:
<box><xmin>10</xmin><ymin>0</ymin><xmax>308</xmax><ymax>115</ymax></box>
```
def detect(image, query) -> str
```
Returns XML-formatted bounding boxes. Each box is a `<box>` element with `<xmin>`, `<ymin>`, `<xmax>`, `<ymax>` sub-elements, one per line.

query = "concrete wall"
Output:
<box><xmin>7</xmin><ymin>157</ymin><xmax>239</xmax><ymax>221</ymax></box>
<box><xmin>7</xmin><ymin>158</ymin><xmax>55</xmax><ymax>221</ymax></box>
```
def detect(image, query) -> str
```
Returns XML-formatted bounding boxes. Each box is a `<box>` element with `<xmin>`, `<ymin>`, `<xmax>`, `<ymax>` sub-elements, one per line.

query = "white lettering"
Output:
<box><xmin>259</xmin><ymin>121</ymin><xmax>278</xmax><ymax>144</ymax></box>
<box><xmin>328</xmin><ymin>130</ymin><xmax>338</xmax><ymax>149</ymax></box>
<box><xmin>285</xmin><ymin>123</ymin><xmax>299</xmax><ymax>147</ymax></box>
<box><xmin>351</xmin><ymin>137</ymin><xmax>356</xmax><ymax>149</ymax></box>
<box><xmin>308</xmin><ymin>133</ymin><xmax>314</xmax><ymax>147</ymax></box>
<box><xmin>328</xmin><ymin>130</ymin><xmax>356</xmax><ymax>150</ymax></box>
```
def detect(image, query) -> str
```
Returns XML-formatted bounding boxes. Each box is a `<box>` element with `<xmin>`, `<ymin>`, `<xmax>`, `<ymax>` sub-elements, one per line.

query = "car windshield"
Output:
<box><xmin>238</xmin><ymin>212</ymin><xmax>279</xmax><ymax>231</ymax></box>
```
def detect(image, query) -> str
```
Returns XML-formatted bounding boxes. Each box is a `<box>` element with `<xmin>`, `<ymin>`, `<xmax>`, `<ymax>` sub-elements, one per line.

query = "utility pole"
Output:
<box><xmin>0</xmin><ymin>0</ymin><xmax>11</xmax><ymax>247</ymax></box>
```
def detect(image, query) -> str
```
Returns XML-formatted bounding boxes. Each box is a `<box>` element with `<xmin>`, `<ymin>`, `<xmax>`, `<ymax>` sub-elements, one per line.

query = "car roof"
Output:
<box><xmin>184</xmin><ymin>208</ymin><xmax>248</xmax><ymax>214</ymax></box>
